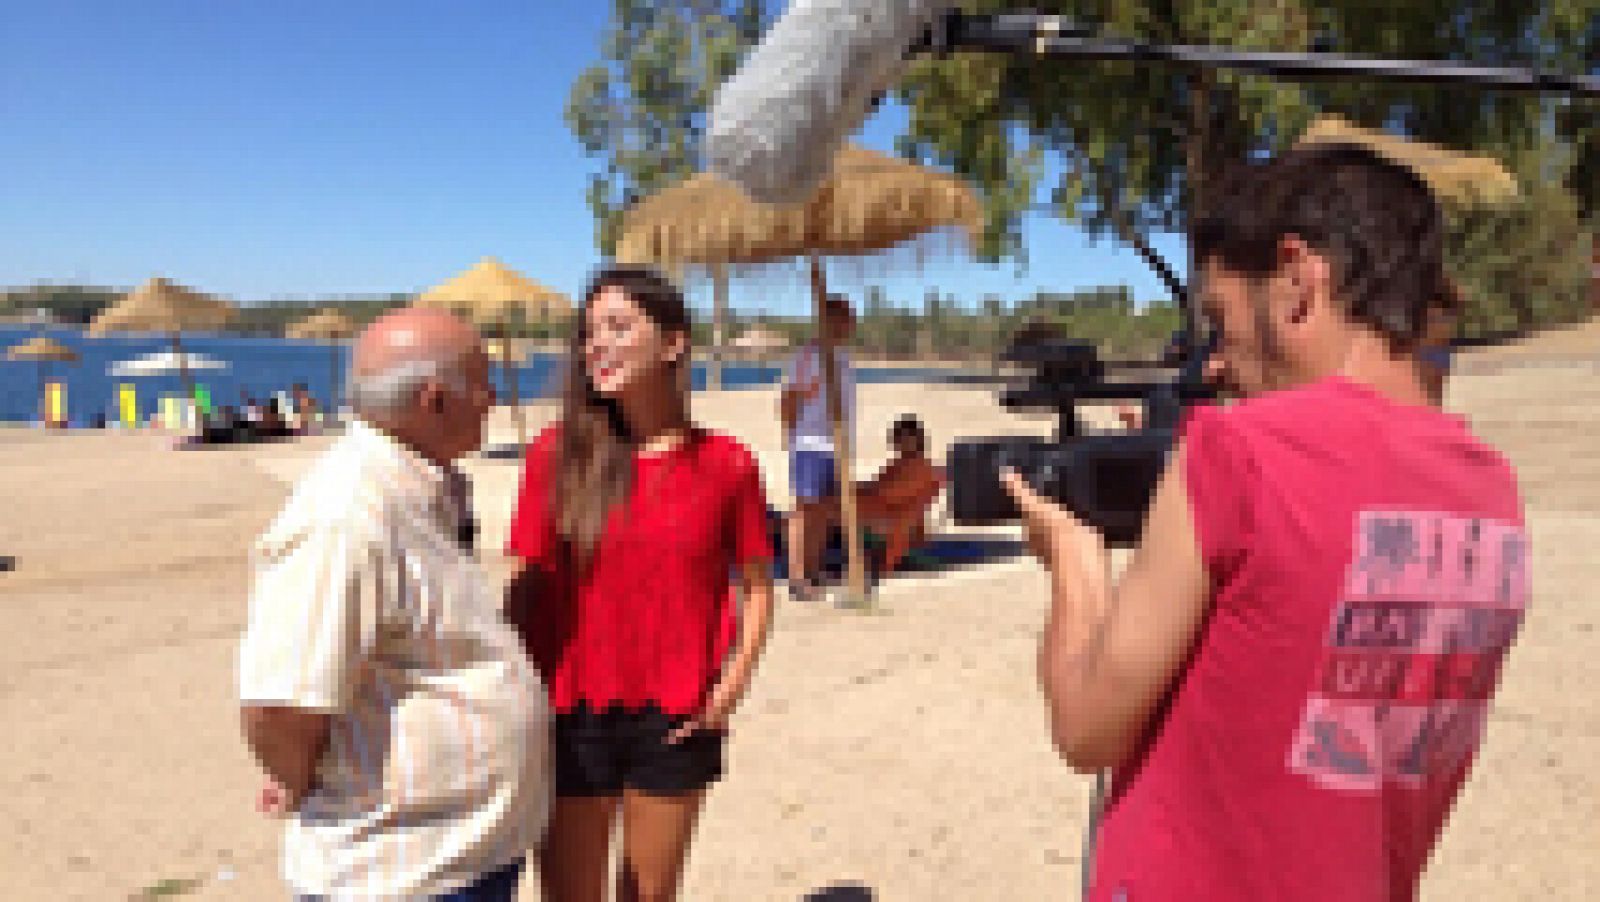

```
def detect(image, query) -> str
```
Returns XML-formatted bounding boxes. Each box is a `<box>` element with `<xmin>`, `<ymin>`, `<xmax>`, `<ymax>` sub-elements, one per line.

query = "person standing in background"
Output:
<box><xmin>779</xmin><ymin>294</ymin><xmax>856</xmax><ymax>600</ymax></box>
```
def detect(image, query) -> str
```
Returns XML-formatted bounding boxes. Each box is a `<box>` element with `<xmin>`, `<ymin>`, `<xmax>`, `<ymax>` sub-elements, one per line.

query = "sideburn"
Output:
<box><xmin>1249</xmin><ymin>282</ymin><xmax>1291</xmax><ymax>383</ymax></box>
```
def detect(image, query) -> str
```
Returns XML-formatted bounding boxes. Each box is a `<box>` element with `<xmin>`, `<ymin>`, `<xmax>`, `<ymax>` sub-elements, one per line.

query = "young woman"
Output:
<box><xmin>505</xmin><ymin>265</ymin><xmax>775</xmax><ymax>902</ymax></box>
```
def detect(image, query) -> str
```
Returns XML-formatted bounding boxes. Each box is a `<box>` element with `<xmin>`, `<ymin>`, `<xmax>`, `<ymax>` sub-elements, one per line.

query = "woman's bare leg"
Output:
<box><xmin>539</xmin><ymin>795</ymin><xmax>620</xmax><ymax>902</ymax></box>
<box><xmin>616</xmin><ymin>789</ymin><xmax>707</xmax><ymax>902</ymax></box>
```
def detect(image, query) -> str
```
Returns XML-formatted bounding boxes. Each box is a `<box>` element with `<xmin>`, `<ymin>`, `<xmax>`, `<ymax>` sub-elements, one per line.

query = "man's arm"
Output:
<box><xmin>237</xmin><ymin>521</ymin><xmax>374</xmax><ymax>811</ymax></box>
<box><xmin>1006</xmin><ymin>443</ymin><xmax>1210</xmax><ymax>773</ymax></box>
<box><xmin>779</xmin><ymin>350</ymin><xmax>821</xmax><ymax>435</ymax></box>
<box><xmin>240</xmin><ymin>706</ymin><xmax>331</xmax><ymax>808</ymax></box>
<box><xmin>503</xmin><ymin>558</ymin><xmax>548</xmax><ymax>657</ymax></box>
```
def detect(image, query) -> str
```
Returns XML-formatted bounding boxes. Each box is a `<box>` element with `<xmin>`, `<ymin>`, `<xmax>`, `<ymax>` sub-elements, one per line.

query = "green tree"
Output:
<box><xmin>1</xmin><ymin>284</ymin><xmax>122</xmax><ymax>324</ymax></box>
<box><xmin>1449</xmin><ymin>178</ymin><xmax>1592</xmax><ymax>336</ymax></box>
<box><xmin>896</xmin><ymin>0</ymin><xmax>1598</xmax><ymax>283</ymax></box>
<box><xmin>565</xmin><ymin>1</ymin><xmax>771</xmax><ymax>256</ymax></box>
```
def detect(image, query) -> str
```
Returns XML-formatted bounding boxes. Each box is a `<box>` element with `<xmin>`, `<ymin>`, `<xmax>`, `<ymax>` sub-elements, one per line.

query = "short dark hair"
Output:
<box><xmin>823</xmin><ymin>293</ymin><xmax>854</xmax><ymax>322</ymax></box>
<box><xmin>890</xmin><ymin>414</ymin><xmax>926</xmax><ymax>445</ymax></box>
<box><xmin>1193</xmin><ymin>143</ymin><xmax>1451</xmax><ymax>351</ymax></box>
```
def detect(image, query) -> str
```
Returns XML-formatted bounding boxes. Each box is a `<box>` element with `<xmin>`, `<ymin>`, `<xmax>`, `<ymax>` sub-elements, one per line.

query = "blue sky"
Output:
<box><xmin>0</xmin><ymin>1</ymin><xmax>1186</xmax><ymax>317</ymax></box>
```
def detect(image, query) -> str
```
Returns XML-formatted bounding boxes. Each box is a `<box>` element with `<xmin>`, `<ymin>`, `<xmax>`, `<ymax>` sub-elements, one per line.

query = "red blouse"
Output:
<box><xmin>507</xmin><ymin>426</ymin><xmax>772</xmax><ymax>716</ymax></box>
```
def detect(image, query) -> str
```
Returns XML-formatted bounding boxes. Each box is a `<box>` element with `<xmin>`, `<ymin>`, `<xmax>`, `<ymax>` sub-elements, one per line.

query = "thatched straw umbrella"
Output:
<box><xmin>415</xmin><ymin>257</ymin><xmax>573</xmax><ymax>446</ymax></box>
<box><xmin>615</xmin><ymin>174</ymin><xmax>803</xmax><ymax>389</ymax></box>
<box><xmin>1296</xmin><ymin>115</ymin><xmax>1520</xmax><ymax>207</ymax></box>
<box><xmin>5</xmin><ymin>336</ymin><xmax>80</xmax><ymax>424</ymax></box>
<box><xmin>88</xmin><ymin>277</ymin><xmax>236</xmax><ymax>405</ymax></box>
<box><xmin>617</xmin><ymin>144</ymin><xmax>983</xmax><ymax>606</ymax></box>
<box><xmin>285</xmin><ymin>307</ymin><xmax>358</xmax><ymax>341</ymax></box>
<box><xmin>729</xmin><ymin>326</ymin><xmax>790</xmax><ymax>359</ymax></box>
<box><xmin>286</xmin><ymin>308</ymin><xmax>359</xmax><ymax>410</ymax></box>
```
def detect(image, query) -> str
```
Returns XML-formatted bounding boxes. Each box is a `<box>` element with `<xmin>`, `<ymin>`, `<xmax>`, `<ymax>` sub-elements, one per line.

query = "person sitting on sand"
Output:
<box><xmin>290</xmin><ymin>382</ymin><xmax>321</xmax><ymax>432</ymax></box>
<box><xmin>258</xmin><ymin>397</ymin><xmax>288</xmax><ymax>437</ymax></box>
<box><xmin>238</xmin><ymin>392</ymin><xmax>261</xmax><ymax>425</ymax></box>
<box><xmin>851</xmin><ymin>415</ymin><xmax>944</xmax><ymax>575</ymax></box>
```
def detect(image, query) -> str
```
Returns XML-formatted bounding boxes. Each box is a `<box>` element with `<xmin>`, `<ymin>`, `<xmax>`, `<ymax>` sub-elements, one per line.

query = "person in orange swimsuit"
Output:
<box><xmin>853</xmin><ymin>415</ymin><xmax>944</xmax><ymax>575</ymax></box>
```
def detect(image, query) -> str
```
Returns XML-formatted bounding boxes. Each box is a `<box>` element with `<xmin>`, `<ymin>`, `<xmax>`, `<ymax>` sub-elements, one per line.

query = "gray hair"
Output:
<box><xmin>346</xmin><ymin>353</ymin><xmax>471</xmax><ymax>417</ymax></box>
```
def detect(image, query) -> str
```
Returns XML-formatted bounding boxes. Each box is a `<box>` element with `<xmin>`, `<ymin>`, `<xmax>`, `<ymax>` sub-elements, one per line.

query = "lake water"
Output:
<box><xmin>0</xmin><ymin>325</ymin><xmax>963</xmax><ymax>425</ymax></box>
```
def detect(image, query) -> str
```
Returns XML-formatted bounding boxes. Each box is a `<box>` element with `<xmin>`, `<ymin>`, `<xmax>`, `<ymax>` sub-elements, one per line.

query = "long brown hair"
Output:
<box><xmin>554</xmin><ymin>264</ymin><xmax>693</xmax><ymax>565</ymax></box>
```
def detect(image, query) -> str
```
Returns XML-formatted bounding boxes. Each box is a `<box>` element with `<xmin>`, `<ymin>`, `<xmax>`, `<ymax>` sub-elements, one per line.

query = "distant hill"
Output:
<box><xmin>0</xmin><ymin>284</ymin><xmax>123</xmax><ymax>325</ymax></box>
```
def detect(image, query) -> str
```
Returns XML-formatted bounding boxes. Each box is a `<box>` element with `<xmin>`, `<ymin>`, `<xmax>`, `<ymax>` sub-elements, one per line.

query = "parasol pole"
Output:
<box><xmin>710</xmin><ymin>262</ymin><xmax>729</xmax><ymax>390</ymax></box>
<box><xmin>502</xmin><ymin>319</ymin><xmax>526</xmax><ymax>449</ymax></box>
<box><xmin>330</xmin><ymin>338</ymin><xmax>342</xmax><ymax>421</ymax></box>
<box><xmin>810</xmin><ymin>256</ymin><xmax>869</xmax><ymax>607</ymax></box>
<box><xmin>171</xmin><ymin>330</ymin><xmax>196</xmax><ymax>428</ymax></box>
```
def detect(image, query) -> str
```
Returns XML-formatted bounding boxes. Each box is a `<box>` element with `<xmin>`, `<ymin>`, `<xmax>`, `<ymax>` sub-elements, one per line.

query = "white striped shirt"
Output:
<box><xmin>238</xmin><ymin>420</ymin><xmax>549</xmax><ymax>899</ymax></box>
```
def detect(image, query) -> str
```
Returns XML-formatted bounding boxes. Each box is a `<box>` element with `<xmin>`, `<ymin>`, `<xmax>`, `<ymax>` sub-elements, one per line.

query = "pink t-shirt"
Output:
<box><xmin>1089</xmin><ymin>376</ymin><xmax>1528</xmax><ymax>902</ymax></box>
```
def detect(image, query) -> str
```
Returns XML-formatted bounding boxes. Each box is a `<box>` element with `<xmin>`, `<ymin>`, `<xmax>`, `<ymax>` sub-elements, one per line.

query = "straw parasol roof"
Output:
<box><xmin>616</xmin><ymin>144</ymin><xmax>984</xmax><ymax>270</ymax></box>
<box><xmin>415</xmin><ymin>257</ymin><xmax>573</xmax><ymax>326</ymax></box>
<box><xmin>1296</xmin><ymin>116</ymin><xmax>1520</xmax><ymax>207</ymax></box>
<box><xmin>616</xmin><ymin>176</ymin><xmax>808</xmax><ymax>269</ymax></box>
<box><xmin>5</xmin><ymin>336</ymin><xmax>79</xmax><ymax>363</ymax></box>
<box><xmin>729</xmin><ymin>326</ymin><xmax>789</xmax><ymax>352</ymax></box>
<box><xmin>87</xmin><ymin>277</ymin><xmax>236</xmax><ymax>336</ymax></box>
<box><xmin>799</xmin><ymin>144</ymin><xmax>984</xmax><ymax>256</ymax></box>
<box><xmin>285</xmin><ymin>308</ymin><xmax>359</xmax><ymax>341</ymax></box>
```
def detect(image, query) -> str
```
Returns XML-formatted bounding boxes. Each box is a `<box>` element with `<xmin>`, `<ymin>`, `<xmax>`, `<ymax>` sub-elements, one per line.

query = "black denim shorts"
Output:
<box><xmin>554</xmin><ymin>703</ymin><xmax>726</xmax><ymax>797</ymax></box>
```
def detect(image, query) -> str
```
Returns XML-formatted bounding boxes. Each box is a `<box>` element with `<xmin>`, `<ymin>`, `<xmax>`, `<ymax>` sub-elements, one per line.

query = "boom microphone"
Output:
<box><xmin>705</xmin><ymin>0</ymin><xmax>955</xmax><ymax>205</ymax></box>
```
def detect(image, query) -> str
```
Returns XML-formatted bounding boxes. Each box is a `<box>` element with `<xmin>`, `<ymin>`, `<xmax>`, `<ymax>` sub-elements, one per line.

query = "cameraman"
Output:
<box><xmin>1005</xmin><ymin>144</ymin><xmax>1528</xmax><ymax>900</ymax></box>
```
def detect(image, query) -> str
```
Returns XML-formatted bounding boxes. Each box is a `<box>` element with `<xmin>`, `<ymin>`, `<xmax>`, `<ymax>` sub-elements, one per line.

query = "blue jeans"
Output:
<box><xmin>298</xmin><ymin>857</ymin><xmax>524</xmax><ymax>901</ymax></box>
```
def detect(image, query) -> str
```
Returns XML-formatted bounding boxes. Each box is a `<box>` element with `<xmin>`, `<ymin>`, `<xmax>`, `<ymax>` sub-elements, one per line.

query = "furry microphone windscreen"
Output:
<box><xmin>706</xmin><ymin>0</ymin><xmax>954</xmax><ymax>206</ymax></box>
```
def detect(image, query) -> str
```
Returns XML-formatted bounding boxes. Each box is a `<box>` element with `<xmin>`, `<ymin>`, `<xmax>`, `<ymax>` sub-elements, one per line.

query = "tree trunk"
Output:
<box><xmin>810</xmin><ymin>256</ymin><xmax>868</xmax><ymax>607</ymax></box>
<box><xmin>331</xmin><ymin>342</ymin><xmax>342</xmax><ymax>418</ymax></box>
<box><xmin>172</xmin><ymin>331</ymin><xmax>196</xmax><ymax>429</ymax></box>
<box><xmin>503</xmin><ymin>321</ymin><xmax>526</xmax><ymax>448</ymax></box>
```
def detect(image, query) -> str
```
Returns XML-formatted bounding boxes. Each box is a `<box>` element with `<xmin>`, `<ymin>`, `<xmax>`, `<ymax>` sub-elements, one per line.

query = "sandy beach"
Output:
<box><xmin>2</xmin><ymin>322</ymin><xmax>1597</xmax><ymax>900</ymax></box>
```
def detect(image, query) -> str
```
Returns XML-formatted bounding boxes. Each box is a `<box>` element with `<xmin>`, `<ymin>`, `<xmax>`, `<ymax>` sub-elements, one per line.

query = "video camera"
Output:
<box><xmin>947</xmin><ymin>333</ymin><xmax>1217</xmax><ymax>546</ymax></box>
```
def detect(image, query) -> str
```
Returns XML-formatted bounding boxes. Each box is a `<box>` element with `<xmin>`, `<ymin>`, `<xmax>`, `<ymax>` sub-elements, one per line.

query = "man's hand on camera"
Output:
<box><xmin>1002</xmin><ymin>468</ymin><xmax>1109</xmax><ymax>580</ymax></box>
<box><xmin>1004</xmin><ymin>448</ymin><xmax>1211</xmax><ymax>774</ymax></box>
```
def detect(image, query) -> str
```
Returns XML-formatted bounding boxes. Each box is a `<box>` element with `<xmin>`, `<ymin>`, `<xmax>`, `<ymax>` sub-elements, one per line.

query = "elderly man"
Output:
<box><xmin>238</xmin><ymin>308</ymin><xmax>549</xmax><ymax>900</ymax></box>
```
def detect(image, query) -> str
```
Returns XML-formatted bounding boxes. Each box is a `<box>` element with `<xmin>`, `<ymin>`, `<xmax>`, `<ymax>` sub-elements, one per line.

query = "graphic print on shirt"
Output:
<box><xmin>1287</xmin><ymin>510</ymin><xmax>1529</xmax><ymax>793</ymax></box>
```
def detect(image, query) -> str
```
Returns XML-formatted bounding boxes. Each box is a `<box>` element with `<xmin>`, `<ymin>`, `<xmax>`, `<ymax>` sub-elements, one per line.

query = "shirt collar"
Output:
<box><xmin>345</xmin><ymin>417</ymin><xmax>451</xmax><ymax>506</ymax></box>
